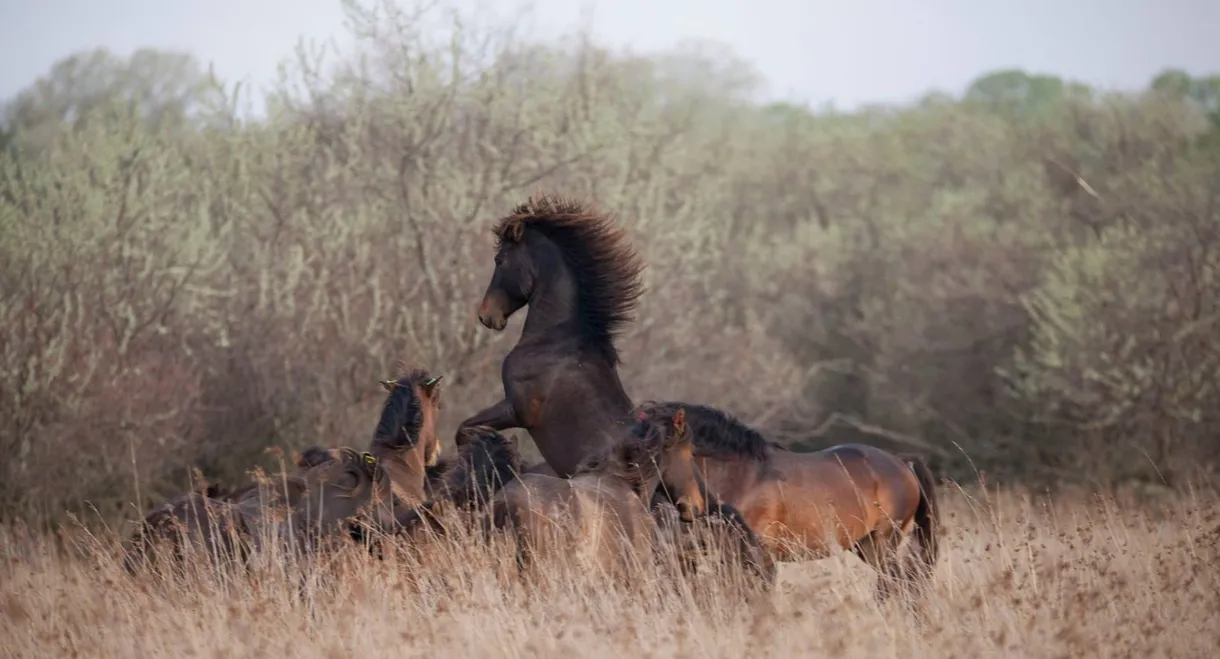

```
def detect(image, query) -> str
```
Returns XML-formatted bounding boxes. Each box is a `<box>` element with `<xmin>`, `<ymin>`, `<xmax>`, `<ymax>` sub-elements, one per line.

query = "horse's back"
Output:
<box><xmin>495</xmin><ymin>473</ymin><xmax>575</xmax><ymax>525</ymax></box>
<box><xmin>801</xmin><ymin>443</ymin><xmax>919</xmax><ymax>482</ymax></box>
<box><xmin>565</xmin><ymin>477</ymin><xmax>654</xmax><ymax>569</ymax></box>
<box><xmin>521</xmin><ymin>460</ymin><xmax>559</xmax><ymax>477</ymax></box>
<box><xmin>127</xmin><ymin>492</ymin><xmax>247</xmax><ymax>570</ymax></box>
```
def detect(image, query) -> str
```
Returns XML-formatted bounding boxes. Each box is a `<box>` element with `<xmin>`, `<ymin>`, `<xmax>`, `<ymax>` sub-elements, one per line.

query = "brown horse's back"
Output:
<box><xmin>494</xmin><ymin>473</ymin><xmax>653</xmax><ymax>576</ymax></box>
<box><xmin>125</xmin><ymin>492</ymin><xmax>248</xmax><ymax>572</ymax></box>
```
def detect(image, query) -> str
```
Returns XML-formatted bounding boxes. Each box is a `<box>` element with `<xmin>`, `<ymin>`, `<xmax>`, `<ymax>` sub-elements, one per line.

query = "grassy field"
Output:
<box><xmin>3</xmin><ymin>485</ymin><xmax>1217</xmax><ymax>658</ymax></box>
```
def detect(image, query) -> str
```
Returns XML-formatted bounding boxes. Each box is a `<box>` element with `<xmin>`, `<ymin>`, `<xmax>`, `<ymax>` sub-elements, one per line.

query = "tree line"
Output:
<box><xmin>2</xmin><ymin>0</ymin><xmax>1217</xmax><ymax>524</ymax></box>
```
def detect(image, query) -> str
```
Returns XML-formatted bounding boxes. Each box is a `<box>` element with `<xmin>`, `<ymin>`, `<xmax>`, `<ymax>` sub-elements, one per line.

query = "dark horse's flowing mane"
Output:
<box><xmin>492</xmin><ymin>195</ymin><xmax>645</xmax><ymax>364</ymax></box>
<box><xmin>432</xmin><ymin>426</ymin><xmax>523</xmax><ymax>508</ymax></box>
<box><xmin>372</xmin><ymin>368</ymin><xmax>433</xmax><ymax>447</ymax></box>
<box><xmin>633</xmin><ymin>401</ymin><xmax>771</xmax><ymax>461</ymax></box>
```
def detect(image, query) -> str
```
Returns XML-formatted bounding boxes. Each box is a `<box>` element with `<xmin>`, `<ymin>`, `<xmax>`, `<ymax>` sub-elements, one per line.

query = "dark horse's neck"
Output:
<box><xmin>517</xmin><ymin>234</ymin><xmax>633</xmax><ymax>412</ymax></box>
<box><xmin>521</xmin><ymin>237</ymin><xmax>619</xmax><ymax>366</ymax></box>
<box><xmin>521</xmin><ymin>260</ymin><xmax>580</xmax><ymax>340</ymax></box>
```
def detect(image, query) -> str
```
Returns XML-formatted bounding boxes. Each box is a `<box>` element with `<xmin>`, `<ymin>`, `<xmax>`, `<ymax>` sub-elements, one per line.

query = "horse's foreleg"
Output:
<box><xmin>457</xmin><ymin>398</ymin><xmax>521</xmax><ymax>434</ymax></box>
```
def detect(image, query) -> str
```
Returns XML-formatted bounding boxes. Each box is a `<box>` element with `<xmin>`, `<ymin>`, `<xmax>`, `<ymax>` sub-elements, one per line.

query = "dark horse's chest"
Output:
<box><xmin>501</xmin><ymin>350</ymin><xmax>564</xmax><ymax>427</ymax></box>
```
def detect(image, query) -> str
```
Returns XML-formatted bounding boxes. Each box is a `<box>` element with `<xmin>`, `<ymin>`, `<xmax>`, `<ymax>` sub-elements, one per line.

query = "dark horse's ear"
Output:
<box><xmin>455</xmin><ymin>425</ymin><xmax>479</xmax><ymax>445</ymax></box>
<box><xmin>503</xmin><ymin>219</ymin><xmax>525</xmax><ymax>243</ymax></box>
<box><xmin>379</xmin><ymin>379</ymin><xmax>398</xmax><ymax>392</ymax></box>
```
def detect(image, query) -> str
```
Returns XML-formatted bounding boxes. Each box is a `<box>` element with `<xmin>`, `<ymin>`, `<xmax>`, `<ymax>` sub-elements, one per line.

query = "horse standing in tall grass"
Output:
<box><xmin>369</xmin><ymin>369</ymin><xmax>444</xmax><ymax>511</ymax></box>
<box><xmin>488</xmin><ymin>407</ymin><xmax>771</xmax><ymax>592</ymax></box>
<box><xmin>633</xmin><ymin>401</ymin><xmax>940</xmax><ymax>601</ymax></box>
<box><xmin>122</xmin><ymin>447</ymin><xmax>394</xmax><ymax>573</ymax></box>
<box><xmin>458</xmin><ymin>195</ymin><xmax>645</xmax><ymax>478</ymax></box>
<box><xmin>489</xmin><ymin>407</ymin><xmax>705</xmax><ymax>585</ymax></box>
<box><xmin>391</xmin><ymin>425</ymin><xmax>525</xmax><ymax>541</ymax></box>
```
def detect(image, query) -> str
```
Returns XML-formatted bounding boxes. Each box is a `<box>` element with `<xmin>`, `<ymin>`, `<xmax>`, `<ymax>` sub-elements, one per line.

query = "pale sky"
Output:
<box><xmin>1</xmin><ymin>0</ymin><xmax>1217</xmax><ymax>112</ymax></box>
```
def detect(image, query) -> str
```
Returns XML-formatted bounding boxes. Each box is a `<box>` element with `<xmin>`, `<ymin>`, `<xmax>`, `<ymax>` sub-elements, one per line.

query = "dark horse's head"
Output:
<box><xmin>371</xmin><ymin>369</ymin><xmax>445</xmax><ymax>468</ymax></box>
<box><xmin>442</xmin><ymin>425</ymin><xmax>522</xmax><ymax>509</ymax></box>
<box><xmin>476</xmin><ymin>195</ymin><xmax>644</xmax><ymax>363</ymax></box>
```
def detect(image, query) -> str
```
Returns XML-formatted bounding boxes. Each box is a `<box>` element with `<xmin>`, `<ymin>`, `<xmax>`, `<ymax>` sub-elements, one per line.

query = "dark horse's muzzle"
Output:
<box><xmin>477</xmin><ymin>296</ymin><xmax>510</xmax><ymax>331</ymax></box>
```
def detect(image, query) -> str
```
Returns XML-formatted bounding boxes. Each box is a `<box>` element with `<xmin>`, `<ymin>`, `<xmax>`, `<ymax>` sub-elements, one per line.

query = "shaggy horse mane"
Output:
<box><xmin>491</xmin><ymin>194</ymin><xmax>645</xmax><ymax>364</ymax></box>
<box><xmin>632</xmin><ymin>400</ymin><xmax>770</xmax><ymax>461</ymax></box>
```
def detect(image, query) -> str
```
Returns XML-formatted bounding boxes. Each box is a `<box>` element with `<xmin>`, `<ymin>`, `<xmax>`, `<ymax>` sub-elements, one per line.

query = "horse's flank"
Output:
<box><xmin>632</xmin><ymin>400</ymin><xmax>940</xmax><ymax>602</ymax></box>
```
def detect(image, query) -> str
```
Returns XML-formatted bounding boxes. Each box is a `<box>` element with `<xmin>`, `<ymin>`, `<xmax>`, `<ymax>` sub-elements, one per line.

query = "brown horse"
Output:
<box><xmin>490</xmin><ymin>407</ymin><xmax>707</xmax><ymax>584</ymax></box>
<box><xmin>458</xmin><ymin>195</ymin><xmax>645</xmax><ymax>478</ymax></box>
<box><xmin>123</xmin><ymin>447</ymin><xmax>394</xmax><ymax>572</ymax></box>
<box><xmin>392</xmin><ymin>425</ymin><xmax>526</xmax><ymax>539</ymax></box>
<box><xmin>369</xmin><ymin>369</ymin><xmax>444</xmax><ymax>510</ymax></box>
<box><xmin>234</xmin><ymin>447</ymin><xmax>397</xmax><ymax>553</ymax></box>
<box><xmin>122</xmin><ymin>486</ymin><xmax>247</xmax><ymax>573</ymax></box>
<box><xmin>633</xmin><ymin>401</ymin><xmax>940</xmax><ymax>601</ymax></box>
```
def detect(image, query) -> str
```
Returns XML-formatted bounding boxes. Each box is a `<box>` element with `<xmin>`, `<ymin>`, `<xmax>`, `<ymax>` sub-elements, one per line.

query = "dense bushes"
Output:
<box><xmin>2</xmin><ymin>0</ymin><xmax>1217</xmax><ymax>523</ymax></box>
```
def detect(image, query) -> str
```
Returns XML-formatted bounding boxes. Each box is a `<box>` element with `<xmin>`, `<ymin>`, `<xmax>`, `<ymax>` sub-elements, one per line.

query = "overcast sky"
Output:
<box><xmin>1</xmin><ymin>0</ymin><xmax>1217</xmax><ymax>112</ymax></box>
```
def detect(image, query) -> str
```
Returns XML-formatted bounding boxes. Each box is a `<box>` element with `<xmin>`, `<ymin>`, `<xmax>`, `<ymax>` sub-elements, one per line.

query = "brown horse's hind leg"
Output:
<box><xmin>853</xmin><ymin>529</ymin><xmax>933</xmax><ymax>628</ymax></box>
<box><xmin>852</xmin><ymin>530</ymin><xmax>914</xmax><ymax>604</ymax></box>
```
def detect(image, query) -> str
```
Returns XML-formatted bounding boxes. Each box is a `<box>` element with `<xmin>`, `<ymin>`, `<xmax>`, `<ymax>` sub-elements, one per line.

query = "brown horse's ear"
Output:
<box><xmin>380</xmin><ymin>379</ymin><xmax>398</xmax><ymax>392</ymax></box>
<box><xmin>672</xmin><ymin>407</ymin><xmax>687</xmax><ymax>437</ymax></box>
<box><xmin>420</xmin><ymin>375</ymin><xmax>444</xmax><ymax>395</ymax></box>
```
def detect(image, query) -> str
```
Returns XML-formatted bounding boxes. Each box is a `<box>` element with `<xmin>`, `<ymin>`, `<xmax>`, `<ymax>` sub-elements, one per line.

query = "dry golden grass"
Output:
<box><xmin>2</xmin><ymin>486</ymin><xmax>1218</xmax><ymax>658</ymax></box>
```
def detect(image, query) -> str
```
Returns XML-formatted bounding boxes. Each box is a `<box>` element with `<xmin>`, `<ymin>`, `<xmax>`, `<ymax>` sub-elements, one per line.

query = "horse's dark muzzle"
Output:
<box><xmin>478</xmin><ymin>312</ymin><xmax>507</xmax><ymax>331</ymax></box>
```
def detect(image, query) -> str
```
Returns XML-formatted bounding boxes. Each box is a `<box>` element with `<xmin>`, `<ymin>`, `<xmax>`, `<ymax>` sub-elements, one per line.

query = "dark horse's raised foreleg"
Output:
<box><xmin>457</xmin><ymin>399</ymin><xmax>520</xmax><ymax>435</ymax></box>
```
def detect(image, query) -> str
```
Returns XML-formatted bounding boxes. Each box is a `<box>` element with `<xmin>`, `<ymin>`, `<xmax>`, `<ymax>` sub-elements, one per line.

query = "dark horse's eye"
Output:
<box><xmin>494</xmin><ymin>253</ymin><xmax>504</xmax><ymax>266</ymax></box>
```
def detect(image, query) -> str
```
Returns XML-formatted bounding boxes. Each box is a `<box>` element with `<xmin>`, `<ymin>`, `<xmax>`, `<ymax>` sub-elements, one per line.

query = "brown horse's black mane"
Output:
<box><xmin>492</xmin><ymin>195</ymin><xmax>645</xmax><ymax>365</ymax></box>
<box><xmin>372</xmin><ymin>369</ymin><xmax>433</xmax><ymax>448</ymax></box>
<box><xmin>634</xmin><ymin>401</ymin><xmax>770</xmax><ymax>461</ymax></box>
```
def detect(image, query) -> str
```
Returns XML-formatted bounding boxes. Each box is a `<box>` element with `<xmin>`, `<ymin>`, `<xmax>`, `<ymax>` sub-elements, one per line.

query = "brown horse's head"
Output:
<box><xmin>373</xmin><ymin>370</ymin><xmax>444</xmax><ymax>466</ymax></box>
<box><xmin>369</xmin><ymin>369</ymin><xmax>444</xmax><ymax>507</ymax></box>
<box><xmin>296</xmin><ymin>446</ymin><xmax>337</xmax><ymax>471</ymax></box>
<box><xmin>632</xmin><ymin>407</ymin><xmax>705</xmax><ymax>523</ymax></box>
<box><xmin>296</xmin><ymin>447</ymin><xmax>394</xmax><ymax>530</ymax></box>
<box><xmin>576</xmin><ymin>407</ymin><xmax>706</xmax><ymax>523</ymax></box>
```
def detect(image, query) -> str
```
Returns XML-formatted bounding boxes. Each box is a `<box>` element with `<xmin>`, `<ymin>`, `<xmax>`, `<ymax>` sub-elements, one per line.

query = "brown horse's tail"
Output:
<box><xmin>907</xmin><ymin>456</ymin><xmax>940</xmax><ymax>571</ymax></box>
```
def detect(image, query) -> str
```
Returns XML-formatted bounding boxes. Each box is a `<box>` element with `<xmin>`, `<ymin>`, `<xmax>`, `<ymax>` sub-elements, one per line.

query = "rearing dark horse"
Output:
<box><xmin>457</xmin><ymin>195</ymin><xmax>645</xmax><ymax>478</ymax></box>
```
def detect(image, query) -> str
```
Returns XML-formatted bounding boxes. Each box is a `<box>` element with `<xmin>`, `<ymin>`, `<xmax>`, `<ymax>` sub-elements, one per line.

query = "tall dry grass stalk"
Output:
<box><xmin>3</xmin><ymin>486</ymin><xmax>1217</xmax><ymax>658</ymax></box>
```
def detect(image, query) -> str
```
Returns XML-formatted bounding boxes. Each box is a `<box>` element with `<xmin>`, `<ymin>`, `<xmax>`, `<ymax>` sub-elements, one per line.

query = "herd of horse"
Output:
<box><xmin>124</xmin><ymin>195</ymin><xmax>941</xmax><ymax>603</ymax></box>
